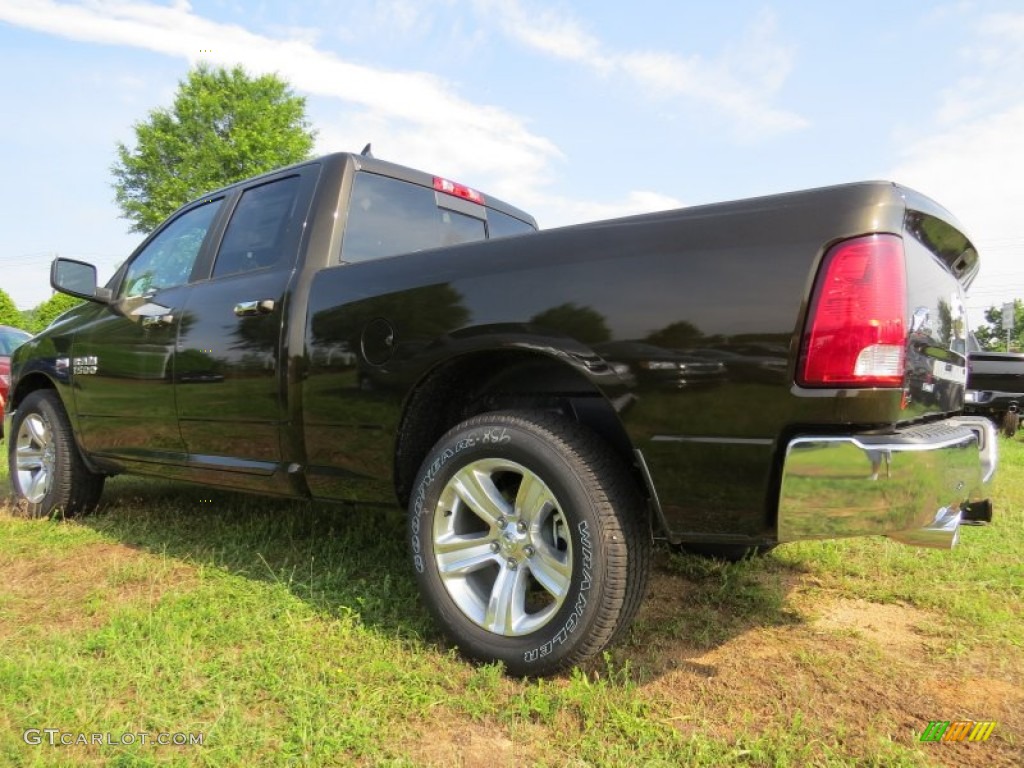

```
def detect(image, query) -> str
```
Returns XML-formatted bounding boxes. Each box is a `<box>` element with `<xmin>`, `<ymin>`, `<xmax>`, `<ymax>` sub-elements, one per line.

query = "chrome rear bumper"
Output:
<box><xmin>777</xmin><ymin>416</ymin><xmax>996</xmax><ymax>550</ymax></box>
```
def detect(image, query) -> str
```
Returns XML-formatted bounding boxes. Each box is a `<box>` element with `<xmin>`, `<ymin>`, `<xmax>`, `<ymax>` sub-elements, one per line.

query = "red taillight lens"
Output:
<box><xmin>799</xmin><ymin>234</ymin><xmax>906</xmax><ymax>387</ymax></box>
<box><xmin>433</xmin><ymin>176</ymin><xmax>484</xmax><ymax>204</ymax></box>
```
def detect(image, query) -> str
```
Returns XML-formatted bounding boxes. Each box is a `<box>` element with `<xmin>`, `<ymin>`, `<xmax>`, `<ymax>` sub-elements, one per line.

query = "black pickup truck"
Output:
<box><xmin>964</xmin><ymin>334</ymin><xmax>1024</xmax><ymax>436</ymax></box>
<box><xmin>6</xmin><ymin>152</ymin><xmax>997</xmax><ymax>674</ymax></box>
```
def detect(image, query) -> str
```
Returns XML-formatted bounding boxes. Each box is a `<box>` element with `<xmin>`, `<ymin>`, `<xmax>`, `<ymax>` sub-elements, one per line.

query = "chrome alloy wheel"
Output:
<box><xmin>15</xmin><ymin>413</ymin><xmax>55</xmax><ymax>504</ymax></box>
<box><xmin>433</xmin><ymin>459</ymin><xmax>573</xmax><ymax>636</ymax></box>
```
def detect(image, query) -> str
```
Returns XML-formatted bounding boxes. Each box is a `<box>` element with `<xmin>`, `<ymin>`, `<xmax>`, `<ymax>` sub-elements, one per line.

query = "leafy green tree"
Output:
<box><xmin>112</xmin><ymin>64</ymin><xmax>316</xmax><ymax>233</ymax></box>
<box><xmin>23</xmin><ymin>293</ymin><xmax>84</xmax><ymax>333</ymax></box>
<box><xmin>646</xmin><ymin>320</ymin><xmax>703</xmax><ymax>350</ymax></box>
<box><xmin>530</xmin><ymin>303</ymin><xmax>611</xmax><ymax>344</ymax></box>
<box><xmin>0</xmin><ymin>288</ymin><xmax>23</xmax><ymax>328</ymax></box>
<box><xmin>308</xmin><ymin>285</ymin><xmax>470</xmax><ymax>360</ymax></box>
<box><xmin>974</xmin><ymin>300</ymin><xmax>1024</xmax><ymax>352</ymax></box>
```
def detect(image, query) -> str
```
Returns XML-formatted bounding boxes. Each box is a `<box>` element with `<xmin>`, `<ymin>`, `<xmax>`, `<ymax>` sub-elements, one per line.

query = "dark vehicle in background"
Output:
<box><xmin>5</xmin><ymin>152</ymin><xmax>996</xmax><ymax>676</ymax></box>
<box><xmin>594</xmin><ymin>341</ymin><xmax>726</xmax><ymax>389</ymax></box>
<box><xmin>964</xmin><ymin>333</ymin><xmax>1024</xmax><ymax>436</ymax></box>
<box><xmin>0</xmin><ymin>325</ymin><xmax>32</xmax><ymax>437</ymax></box>
<box><xmin>683</xmin><ymin>344</ymin><xmax>788</xmax><ymax>384</ymax></box>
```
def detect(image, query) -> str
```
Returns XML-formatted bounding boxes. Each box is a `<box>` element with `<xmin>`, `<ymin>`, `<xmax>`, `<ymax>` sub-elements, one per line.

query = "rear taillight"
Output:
<box><xmin>799</xmin><ymin>234</ymin><xmax>906</xmax><ymax>387</ymax></box>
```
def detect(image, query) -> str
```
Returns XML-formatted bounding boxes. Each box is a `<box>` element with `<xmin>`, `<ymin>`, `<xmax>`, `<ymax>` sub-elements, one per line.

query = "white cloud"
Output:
<box><xmin>888</xmin><ymin>12</ymin><xmax>1024</xmax><ymax>329</ymax></box>
<box><xmin>366</xmin><ymin>0</ymin><xmax>435</xmax><ymax>39</ymax></box>
<box><xmin>0</xmin><ymin>0</ymin><xmax>560</xmax><ymax>193</ymax></box>
<box><xmin>492</xmin><ymin>3</ymin><xmax>605</xmax><ymax>65</ymax></box>
<box><xmin>476</xmin><ymin>1</ymin><xmax>806</xmax><ymax>140</ymax></box>
<box><xmin>0</xmin><ymin>0</ymin><xmax>703</xmax><ymax>218</ymax></box>
<box><xmin>538</xmin><ymin>190</ymin><xmax>685</xmax><ymax>229</ymax></box>
<box><xmin>0</xmin><ymin>0</ymin><xmax>696</xmax><ymax>310</ymax></box>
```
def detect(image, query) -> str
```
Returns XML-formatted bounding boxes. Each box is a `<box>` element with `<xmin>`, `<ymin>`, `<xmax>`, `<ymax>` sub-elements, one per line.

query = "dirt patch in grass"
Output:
<box><xmin>402</xmin><ymin>708</ymin><xmax>548</xmax><ymax>768</ymax></box>
<box><xmin>0</xmin><ymin>540</ymin><xmax>197</xmax><ymax>640</ymax></box>
<box><xmin>926</xmin><ymin>677</ymin><xmax>1023</xmax><ymax>714</ymax></box>
<box><xmin>619</xmin><ymin>559</ymin><xmax>1023</xmax><ymax>768</ymax></box>
<box><xmin>814</xmin><ymin>597</ymin><xmax>935</xmax><ymax>657</ymax></box>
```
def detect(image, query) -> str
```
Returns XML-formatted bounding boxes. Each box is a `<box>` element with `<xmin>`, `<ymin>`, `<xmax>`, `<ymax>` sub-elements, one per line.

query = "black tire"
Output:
<box><xmin>7</xmin><ymin>390</ymin><xmax>104</xmax><ymax>518</ymax></box>
<box><xmin>676</xmin><ymin>543</ymin><xmax>777</xmax><ymax>562</ymax></box>
<box><xmin>409</xmin><ymin>410</ymin><xmax>651</xmax><ymax>676</ymax></box>
<box><xmin>1002</xmin><ymin>410</ymin><xmax>1019</xmax><ymax>438</ymax></box>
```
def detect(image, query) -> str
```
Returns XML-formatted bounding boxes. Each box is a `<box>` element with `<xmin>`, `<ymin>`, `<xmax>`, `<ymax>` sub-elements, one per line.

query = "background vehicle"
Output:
<box><xmin>683</xmin><ymin>345</ymin><xmax>788</xmax><ymax>384</ymax></box>
<box><xmin>5</xmin><ymin>152</ymin><xmax>995</xmax><ymax>674</ymax></box>
<box><xmin>0</xmin><ymin>325</ymin><xmax>32</xmax><ymax>437</ymax></box>
<box><xmin>964</xmin><ymin>333</ymin><xmax>1024</xmax><ymax>436</ymax></box>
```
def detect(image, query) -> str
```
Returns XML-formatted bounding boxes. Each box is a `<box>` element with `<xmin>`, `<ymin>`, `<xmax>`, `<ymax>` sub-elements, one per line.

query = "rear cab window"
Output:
<box><xmin>340</xmin><ymin>172</ymin><xmax>535</xmax><ymax>264</ymax></box>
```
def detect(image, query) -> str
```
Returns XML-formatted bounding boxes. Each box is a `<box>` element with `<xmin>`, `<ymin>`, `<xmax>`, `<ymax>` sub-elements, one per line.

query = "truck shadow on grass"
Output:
<box><xmin>605</xmin><ymin>547</ymin><xmax>807</xmax><ymax>682</ymax></box>
<box><xmin>77</xmin><ymin>476</ymin><xmax>431</xmax><ymax>640</ymax></box>
<box><xmin>79</xmin><ymin>475</ymin><xmax>809</xmax><ymax>680</ymax></box>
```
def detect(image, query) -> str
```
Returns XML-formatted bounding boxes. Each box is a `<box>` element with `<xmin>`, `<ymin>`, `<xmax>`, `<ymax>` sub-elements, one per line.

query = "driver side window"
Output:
<box><xmin>121</xmin><ymin>200</ymin><xmax>223</xmax><ymax>298</ymax></box>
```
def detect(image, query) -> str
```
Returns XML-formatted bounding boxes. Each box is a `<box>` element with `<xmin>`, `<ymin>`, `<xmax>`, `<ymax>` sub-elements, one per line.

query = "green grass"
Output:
<box><xmin>775</xmin><ymin>442</ymin><xmax>1024</xmax><ymax>652</ymax></box>
<box><xmin>1</xmin><ymin>440</ymin><xmax>1022</xmax><ymax>766</ymax></box>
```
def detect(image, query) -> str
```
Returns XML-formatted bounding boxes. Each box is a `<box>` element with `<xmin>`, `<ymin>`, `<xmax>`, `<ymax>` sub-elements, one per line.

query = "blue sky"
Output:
<box><xmin>1</xmin><ymin>0</ymin><xmax>1022</xmax><ymax>330</ymax></box>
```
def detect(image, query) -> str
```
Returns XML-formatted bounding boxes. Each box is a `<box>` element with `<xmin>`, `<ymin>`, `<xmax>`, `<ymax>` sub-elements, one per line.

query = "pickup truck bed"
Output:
<box><xmin>6</xmin><ymin>152</ymin><xmax>996</xmax><ymax>674</ymax></box>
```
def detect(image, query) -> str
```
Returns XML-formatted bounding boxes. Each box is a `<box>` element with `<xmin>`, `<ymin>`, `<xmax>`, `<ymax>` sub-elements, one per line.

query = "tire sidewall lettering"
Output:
<box><xmin>523</xmin><ymin>520</ymin><xmax>591</xmax><ymax>663</ymax></box>
<box><xmin>411</xmin><ymin>432</ymin><xmax>485</xmax><ymax>574</ymax></box>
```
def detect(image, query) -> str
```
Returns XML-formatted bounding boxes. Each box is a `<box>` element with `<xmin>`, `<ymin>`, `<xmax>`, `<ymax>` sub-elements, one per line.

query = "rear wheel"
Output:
<box><xmin>8</xmin><ymin>390</ymin><xmax>104</xmax><ymax>518</ymax></box>
<box><xmin>409</xmin><ymin>411</ymin><xmax>650</xmax><ymax>676</ymax></box>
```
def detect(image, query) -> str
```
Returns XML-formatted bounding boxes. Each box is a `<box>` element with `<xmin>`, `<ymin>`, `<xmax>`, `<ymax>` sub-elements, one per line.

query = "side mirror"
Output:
<box><xmin>50</xmin><ymin>258</ymin><xmax>112</xmax><ymax>304</ymax></box>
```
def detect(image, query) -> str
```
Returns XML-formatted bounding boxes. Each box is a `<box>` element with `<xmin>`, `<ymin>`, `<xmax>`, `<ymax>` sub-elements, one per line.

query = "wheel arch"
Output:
<box><xmin>9</xmin><ymin>371</ymin><xmax>108</xmax><ymax>476</ymax></box>
<box><xmin>393</xmin><ymin>346</ymin><xmax>645</xmax><ymax>510</ymax></box>
<box><xmin>9</xmin><ymin>371</ymin><xmax>59</xmax><ymax>411</ymax></box>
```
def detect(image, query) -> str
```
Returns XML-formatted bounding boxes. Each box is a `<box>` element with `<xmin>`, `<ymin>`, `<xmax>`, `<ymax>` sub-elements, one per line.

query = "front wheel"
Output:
<box><xmin>409</xmin><ymin>411</ymin><xmax>651</xmax><ymax>676</ymax></box>
<box><xmin>8</xmin><ymin>390</ymin><xmax>105</xmax><ymax>518</ymax></box>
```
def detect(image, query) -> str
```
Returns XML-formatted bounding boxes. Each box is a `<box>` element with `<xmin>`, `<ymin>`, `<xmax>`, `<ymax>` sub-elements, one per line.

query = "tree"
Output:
<box><xmin>112</xmin><ymin>64</ymin><xmax>316</xmax><ymax>233</ymax></box>
<box><xmin>530</xmin><ymin>303</ymin><xmax>611</xmax><ymax>344</ymax></box>
<box><xmin>974</xmin><ymin>300</ymin><xmax>1024</xmax><ymax>352</ymax></box>
<box><xmin>22</xmin><ymin>293</ymin><xmax>85</xmax><ymax>333</ymax></box>
<box><xmin>0</xmin><ymin>288</ymin><xmax>22</xmax><ymax>328</ymax></box>
<box><xmin>646</xmin><ymin>320</ymin><xmax>703</xmax><ymax>350</ymax></box>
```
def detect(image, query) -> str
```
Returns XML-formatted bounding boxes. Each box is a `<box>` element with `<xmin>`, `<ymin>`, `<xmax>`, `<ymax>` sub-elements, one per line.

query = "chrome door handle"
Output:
<box><xmin>141</xmin><ymin>313</ymin><xmax>175</xmax><ymax>328</ymax></box>
<box><xmin>234</xmin><ymin>299</ymin><xmax>275</xmax><ymax>317</ymax></box>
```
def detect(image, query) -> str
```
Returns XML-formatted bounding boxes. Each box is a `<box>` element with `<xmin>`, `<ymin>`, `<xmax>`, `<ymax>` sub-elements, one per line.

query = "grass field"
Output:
<box><xmin>1</xmin><ymin>438</ymin><xmax>1021</xmax><ymax>767</ymax></box>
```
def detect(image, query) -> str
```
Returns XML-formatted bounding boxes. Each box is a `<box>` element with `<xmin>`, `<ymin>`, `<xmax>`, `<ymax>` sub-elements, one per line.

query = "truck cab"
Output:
<box><xmin>14</xmin><ymin>153</ymin><xmax>534</xmax><ymax>495</ymax></box>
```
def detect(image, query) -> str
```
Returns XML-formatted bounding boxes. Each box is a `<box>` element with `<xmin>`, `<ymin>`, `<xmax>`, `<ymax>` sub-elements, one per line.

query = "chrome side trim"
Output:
<box><xmin>777</xmin><ymin>420</ymin><xmax>984</xmax><ymax>549</ymax></box>
<box><xmin>947</xmin><ymin>415</ymin><xmax>997</xmax><ymax>485</ymax></box>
